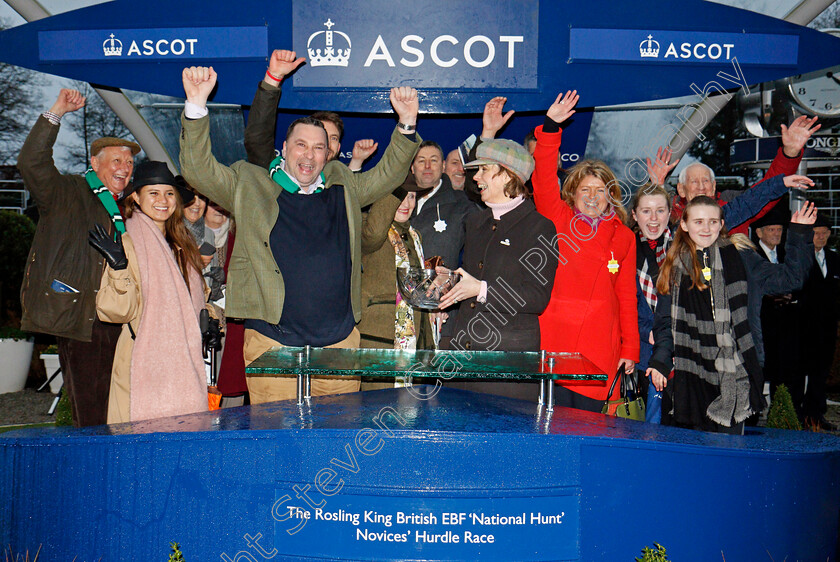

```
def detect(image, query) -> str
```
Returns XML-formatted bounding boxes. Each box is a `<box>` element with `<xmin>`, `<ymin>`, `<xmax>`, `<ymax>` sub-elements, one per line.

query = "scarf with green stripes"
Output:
<box><xmin>268</xmin><ymin>155</ymin><xmax>325</xmax><ymax>194</ymax></box>
<box><xmin>85</xmin><ymin>168</ymin><xmax>125</xmax><ymax>233</ymax></box>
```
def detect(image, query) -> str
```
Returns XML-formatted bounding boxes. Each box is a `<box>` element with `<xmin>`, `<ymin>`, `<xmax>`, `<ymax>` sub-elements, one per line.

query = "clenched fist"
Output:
<box><xmin>182</xmin><ymin>66</ymin><xmax>218</xmax><ymax>108</ymax></box>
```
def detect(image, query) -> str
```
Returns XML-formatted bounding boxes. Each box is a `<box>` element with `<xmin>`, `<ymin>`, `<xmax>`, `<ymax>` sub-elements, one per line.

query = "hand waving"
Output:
<box><xmin>88</xmin><ymin>224</ymin><xmax>128</xmax><ymax>271</ymax></box>
<box><xmin>546</xmin><ymin>90</ymin><xmax>579</xmax><ymax>125</ymax></box>
<box><xmin>646</xmin><ymin>146</ymin><xmax>680</xmax><ymax>186</ymax></box>
<box><xmin>481</xmin><ymin>96</ymin><xmax>514</xmax><ymax>139</ymax></box>
<box><xmin>791</xmin><ymin>201</ymin><xmax>817</xmax><ymax>225</ymax></box>
<box><xmin>182</xmin><ymin>66</ymin><xmax>218</xmax><ymax>108</ymax></box>
<box><xmin>783</xmin><ymin>174</ymin><xmax>814</xmax><ymax>190</ymax></box>
<box><xmin>781</xmin><ymin>116</ymin><xmax>820</xmax><ymax>158</ymax></box>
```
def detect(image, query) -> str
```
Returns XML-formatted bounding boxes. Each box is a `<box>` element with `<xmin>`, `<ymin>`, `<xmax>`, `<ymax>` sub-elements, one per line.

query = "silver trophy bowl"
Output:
<box><xmin>396</xmin><ymin>267</ymin><xmax>460</xmax><ymax>310</ymax></box>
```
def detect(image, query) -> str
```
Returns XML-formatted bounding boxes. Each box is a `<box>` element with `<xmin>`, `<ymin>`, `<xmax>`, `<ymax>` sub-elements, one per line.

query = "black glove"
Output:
<box><xmin>88</xmin><ymin>223</ymin><xmax>128</xmax><ymax>270</ymax></box>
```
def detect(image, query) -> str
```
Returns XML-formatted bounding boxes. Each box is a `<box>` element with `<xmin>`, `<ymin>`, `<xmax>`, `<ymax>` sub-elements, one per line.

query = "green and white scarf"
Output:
<box><xmin>85</xmin><ymin>168</ymin><xmax>125</xmax><ymax>234</ymax></box>
<box><xmin>268</xmin><ymin>155</ymin><xmax>325</xmax><ymax>194</ymax></box>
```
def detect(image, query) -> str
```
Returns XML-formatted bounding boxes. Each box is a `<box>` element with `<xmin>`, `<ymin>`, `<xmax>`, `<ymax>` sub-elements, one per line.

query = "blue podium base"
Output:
<box><xmin>2</xmin><ymin>386</ymin><xmax>839</xmax><ymax>561</ymax></box>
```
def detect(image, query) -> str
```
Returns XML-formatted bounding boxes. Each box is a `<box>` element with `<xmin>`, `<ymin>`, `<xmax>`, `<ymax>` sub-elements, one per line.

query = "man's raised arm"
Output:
<box><xmin>244</xmin><ymin>49</ymin><xmax>305</xmax><ymax>168</ymax></box>
<box><xmin>179</xmin><ymin>66</ymin><xmax>240</xmax><ymax>214</ymax></box>
<box><xmin>727</xmin><ymin>116</ymin><xmax>819</xmax><ymax>234</ymax></box>
<box><xmin>349</xmin><ymin>87</ymin><xmax>421</xmax><ymax>208</ymax></box>
<box><xmin>17</xmin><ymin>89</ymin><xmax>86</xmax><ymax>211</ymax></box>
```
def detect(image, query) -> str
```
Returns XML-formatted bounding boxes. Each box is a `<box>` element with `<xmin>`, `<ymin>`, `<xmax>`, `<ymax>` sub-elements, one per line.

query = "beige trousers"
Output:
<box><xmin>243</xmin><ymin>328</ymin><xmax>361</xmax><ymax>404</ymax></box>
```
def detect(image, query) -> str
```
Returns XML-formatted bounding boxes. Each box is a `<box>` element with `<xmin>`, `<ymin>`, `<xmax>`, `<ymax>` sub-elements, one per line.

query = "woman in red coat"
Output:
<box><xmin>532</xmin><ymin>91</ymin><xmax>639</xmax><ymax>412</ymax></box>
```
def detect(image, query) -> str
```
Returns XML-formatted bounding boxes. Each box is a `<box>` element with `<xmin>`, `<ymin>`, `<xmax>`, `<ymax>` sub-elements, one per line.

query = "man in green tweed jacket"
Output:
<box><xmin>179</xmin><ymin>61</ymin><xmax>421</xmax><ymax>403</ymax></box>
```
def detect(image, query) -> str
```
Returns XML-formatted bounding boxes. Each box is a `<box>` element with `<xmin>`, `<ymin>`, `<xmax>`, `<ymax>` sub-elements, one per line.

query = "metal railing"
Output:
<box><xmin>0</xmin><ymin>179</ymin><xmax>29</xmax><ymax>214</ymax></box>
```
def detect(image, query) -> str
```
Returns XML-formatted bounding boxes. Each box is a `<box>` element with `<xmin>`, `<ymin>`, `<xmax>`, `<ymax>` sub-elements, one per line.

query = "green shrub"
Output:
<box><xmin>0</xmin><ymin>211</ymin><xmax>35</xmax><ymax>326</ymax></box>
<box><xmin>0</xmin><ymin>325</ymin><xmax>30</xmax><ymax>340</ymax></box>
<box><xmin>766</xmin><ymin>384</ymin><xmax>802</xmax><ymax>431</ymax></box>
<box><xmin>636</xmin><ymin>543</ymin><xmax>670</xmax><ymax>562</ymax></box>
<box><xmin>168</xmin><ymin>542</ymin><xmax>185</xmax><ymax>561</ymax></box>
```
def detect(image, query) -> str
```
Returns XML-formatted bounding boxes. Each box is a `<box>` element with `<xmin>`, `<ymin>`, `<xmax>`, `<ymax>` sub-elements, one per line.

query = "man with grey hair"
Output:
<box><xmin>18</xmin><ymin>88</ymin><xmax>141</xmax><ymax>427</ymax></box>
<box><xmin>670</xmin><ymin>115</ymin><xmax>820</xmax><ymax>235</ymax></box>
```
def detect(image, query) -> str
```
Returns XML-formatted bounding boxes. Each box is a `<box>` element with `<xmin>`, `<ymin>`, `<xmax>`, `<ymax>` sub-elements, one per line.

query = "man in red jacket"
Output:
<box><xmin>669</xmin><ymin>115</ymin><xmax>819</xmax><ymax>235</ymax></box>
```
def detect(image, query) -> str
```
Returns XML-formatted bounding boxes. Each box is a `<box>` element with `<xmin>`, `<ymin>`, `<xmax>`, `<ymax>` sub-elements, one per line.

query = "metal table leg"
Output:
<box><xmin>547</xmin><ymin>378</ymin><xmax>555</xmax><ymax>413</ymax></box>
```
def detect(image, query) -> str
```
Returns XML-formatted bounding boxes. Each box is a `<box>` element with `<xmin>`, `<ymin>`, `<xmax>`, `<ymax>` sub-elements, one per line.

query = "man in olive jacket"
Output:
<box><xmin>18</xmin><ymin>88</ymin><xmax>140</xmax><ymax>426</ymax></box>
<box><xmin>179</xmin><ymin>63</ymin><xmax>421</xmax><ymax>403</ymax></box>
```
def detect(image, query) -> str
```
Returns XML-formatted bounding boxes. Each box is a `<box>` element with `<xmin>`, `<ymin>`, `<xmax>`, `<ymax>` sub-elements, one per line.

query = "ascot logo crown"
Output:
<box><xmin>307</xmin><ymin>19</ymin><xmax>351</xmax><ymax>67</ymax></box>
<box><xmin>639</xmin><ymin>34</ymin><xmax>660</xmax><ymax>58</ymax></box>
<box><xmin>103</xmin><ymin>33</ymin><xmax>123</xmax><ymax>57</ymax></box>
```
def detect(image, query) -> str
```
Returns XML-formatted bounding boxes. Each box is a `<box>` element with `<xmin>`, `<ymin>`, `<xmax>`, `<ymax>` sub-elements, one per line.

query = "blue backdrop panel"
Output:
<box><xmin>262</xmin><ymin>110</ymin><xmax>594</xmax><ymax>169</ymax></box>
<box><xmin>2</xmin><ymin>388</ymin><xmax>839</xmax><ymax>561</ymax></box>
<box><xmin>0</xmin><ymin>0</ymin><xmax>838</xmax><ymax>112</ymax></box>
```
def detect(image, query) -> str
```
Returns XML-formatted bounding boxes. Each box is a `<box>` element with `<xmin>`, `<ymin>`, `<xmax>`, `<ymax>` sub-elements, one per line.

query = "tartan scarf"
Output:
<box><xmin>670</xmin><ymin>238</ymin><xmax>763</xmax><ymax>426</ymax></box>
<box><xmin>268</xmin><ymin>155</ymin><xmax>325</xmax><ymax>194</ymax></box>
<box><xmin>85</xmin><ymin>168</ymin><xmax>125</xmax><ymax>233</ymax></box>
<box><xmin>637</xmin><ymin>229</ymin><xmax>672</xmax><ymax>311</ymax></box>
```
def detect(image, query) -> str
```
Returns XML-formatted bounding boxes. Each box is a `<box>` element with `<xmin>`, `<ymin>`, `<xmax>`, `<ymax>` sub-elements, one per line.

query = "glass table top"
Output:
<box><xmin>246</xmin><ymin>347</ymin><xmax>607</xmax><ymax>381</ymax></box>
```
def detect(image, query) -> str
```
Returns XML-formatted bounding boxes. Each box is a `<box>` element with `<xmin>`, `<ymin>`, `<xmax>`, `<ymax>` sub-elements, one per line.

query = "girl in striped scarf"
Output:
<box><xmin>629</xmin><ymin>184</ymin><xmax>672</xmax><ymax>423</ymax></box>
<box><xmin>647</xmin><ymin>194</ymin><xmax>816</xmax><ymax>433</ymax></box>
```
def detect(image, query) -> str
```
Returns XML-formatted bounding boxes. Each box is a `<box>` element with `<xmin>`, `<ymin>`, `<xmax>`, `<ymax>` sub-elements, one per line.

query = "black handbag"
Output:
<box><xmin>600</xmin><ymin>366</ymin><xmax>646</xmax><ymax>421</ymax></box>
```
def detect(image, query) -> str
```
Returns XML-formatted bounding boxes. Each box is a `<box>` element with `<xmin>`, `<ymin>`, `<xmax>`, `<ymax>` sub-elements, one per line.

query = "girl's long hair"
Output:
<box><xmin>125</xmin><ymin>188</ymin><xmax>205</xmax><ymax>292</ymax></box>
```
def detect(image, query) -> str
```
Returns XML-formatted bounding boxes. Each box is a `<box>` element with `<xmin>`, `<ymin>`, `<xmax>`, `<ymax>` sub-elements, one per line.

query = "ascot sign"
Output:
<box><xmin>38</xmin><ymin>26</ymin><xmax>267</xmax><ymax>61</ymax></box>
<box><xmin>292</xmin><ymin>0</ymin><xmax>538</xmax><ymax>90</ymax></box>
<box><xmin>570</xmin><ymin>29</ymin><xmax>799</xmax><ymax>66</ymax></box>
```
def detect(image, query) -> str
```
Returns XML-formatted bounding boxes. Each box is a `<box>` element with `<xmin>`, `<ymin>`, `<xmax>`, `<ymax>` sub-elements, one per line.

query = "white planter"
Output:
<box><xmin>0</xmin><ymin>338</ymin><xmax>35</xmax><ymax>394</ymax></box>
<box><xmin>40</xmin><ymin>353</ymin><xmax>64</xmax><ymax>394</ymax></box>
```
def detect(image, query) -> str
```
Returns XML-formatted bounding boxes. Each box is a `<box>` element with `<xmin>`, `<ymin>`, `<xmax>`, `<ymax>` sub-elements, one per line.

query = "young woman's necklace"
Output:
<box><xmin>702</xmin><ymin>251</ymin><xmax>712</xmax><ymax>281</ymax></box>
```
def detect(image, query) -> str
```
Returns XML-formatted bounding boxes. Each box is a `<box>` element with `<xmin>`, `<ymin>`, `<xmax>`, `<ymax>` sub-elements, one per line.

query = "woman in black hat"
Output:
<box><xmin>89</xmin><ymin>161</ymin><xmax>209</xmax><ymax>423</ymax></box>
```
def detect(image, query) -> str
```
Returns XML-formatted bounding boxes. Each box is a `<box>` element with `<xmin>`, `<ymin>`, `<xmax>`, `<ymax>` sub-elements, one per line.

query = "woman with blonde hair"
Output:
<box><xmin>628</xmin><ymin>182</ymin><xmax>673</xmax><ymax>422</ymax></box>
<box><xmin>647</xmin><ymin>194</ymin><xmax>816</xmax><ymax>433</ymax></box>
<box><xmin>531</xmin><ymin>90</ymin><xmax>638</xmax><ymax>412</ymax></box>
<box><xmin>90</xmin><ymin>161</ymin><xmax>209</xmax><ymax>423</ymax></box>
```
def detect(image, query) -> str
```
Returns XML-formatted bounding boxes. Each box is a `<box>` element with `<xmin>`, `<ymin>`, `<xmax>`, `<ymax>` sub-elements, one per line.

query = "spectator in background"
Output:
<box><xmin>523</xmin><ymin>131</ymin><xmax>536</xmax><ymax>155</ymax></box>
<box><xmin>90</xmin><ymin>161</ymin><xmax>208</xmax><ymax>423</ymax></box>
<box><xmin>310</xmin><ymin>110</ymin><xmax>343</xmax><ymax>162</ymax></box>
<box><xmin>181</xmin><ymin>181</ymin><xmax>225</xmax><ymax>302</ymax></box>
<box><xmin>752</xmin><ymin>209</ymin><xmax>805</xmax><ymax>417</ymax></box>
<box><xmin>648</xmin><ymin>197</ymin><xmax>816</xmax><ymax>434</ymax></box>
<box><xmin>532</xmin><ymin>90</ymin><xmax>639</xmax><ymax>412</ymax></box>
<box><xmin>410</xmin><ymin>140</ymin><xmax>476</xmax><ymax>269</ymax></box>
<box><xmin>245</xmin><ymin>50</ymin><xmax>346</xmax><ymax>168</ymax></box>
<box><xmin>669</xmin><ymin>116</ymin><xmax>818</xmax><ymax>235</ymax></box>
<box><xmin>444</xmin><ymin>149</ymin><xmax>466</xmax><ymax>191</ymax></box>
<box><xmin>204</xmin><ymin>201</ymin><xmax>231</xmax><ymax>297</ymax></box>
<box><xmin>17</xmin><ymin>88</ymin><xmax>140</xmax><ymax>427</ymax></box>
<box><xmin>801</xmin><ymin>215</ymin><xmax>840</xmax><ymax>430</ymax></box>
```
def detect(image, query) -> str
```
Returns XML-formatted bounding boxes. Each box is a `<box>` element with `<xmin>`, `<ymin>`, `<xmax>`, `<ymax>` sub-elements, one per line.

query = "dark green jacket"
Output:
<box><xmin>179</xmin><ymin>113</ymin><xmax>420</xmax><ymax>324</ymax></box>
<box><xmin>17</xmin><ymin>116</ymin><xmax>113</xmax><ymax>341</ymax></box>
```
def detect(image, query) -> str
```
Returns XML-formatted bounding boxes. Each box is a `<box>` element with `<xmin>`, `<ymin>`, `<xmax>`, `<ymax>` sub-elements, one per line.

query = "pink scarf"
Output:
<box><xmin>127</xmin><ymin>212</ymin><xmax>207</xmax><ymax>421</ymax></box>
